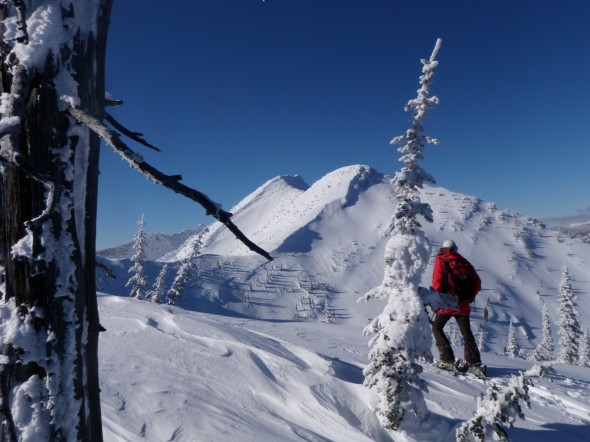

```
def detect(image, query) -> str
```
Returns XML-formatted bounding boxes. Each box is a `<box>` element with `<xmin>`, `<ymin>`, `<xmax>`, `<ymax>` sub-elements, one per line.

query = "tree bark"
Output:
<box><xmin>0</xmin><ymin>1</ymin><xmax>112</xmax><ymax>440</ymax></box>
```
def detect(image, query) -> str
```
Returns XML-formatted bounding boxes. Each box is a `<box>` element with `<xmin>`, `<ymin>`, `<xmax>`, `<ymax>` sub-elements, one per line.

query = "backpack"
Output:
<box><xmin>441</xmin><ymin>258</ymin><xmax>474</xmax><ymax>302</ymax></box>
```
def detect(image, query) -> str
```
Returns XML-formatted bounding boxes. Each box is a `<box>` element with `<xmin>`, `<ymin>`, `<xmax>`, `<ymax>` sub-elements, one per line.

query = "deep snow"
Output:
<box><xmin>97</xmin><ymin>165</ymin><xmax>590</xmax><ymax>441</ymax></box>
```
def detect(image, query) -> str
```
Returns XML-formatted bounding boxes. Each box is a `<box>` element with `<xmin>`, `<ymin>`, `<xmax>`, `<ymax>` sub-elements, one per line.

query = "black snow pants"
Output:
<box><xmin>432</xmin><ymin>313</ymin><xmax>481</xmax><ymax>365</ymax></box>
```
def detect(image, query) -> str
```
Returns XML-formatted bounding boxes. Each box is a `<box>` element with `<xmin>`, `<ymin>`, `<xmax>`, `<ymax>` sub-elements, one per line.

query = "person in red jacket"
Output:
<box><xmin>432</xmin><ymin>240</ymin><xmax>482</xmax><ymax>374</ymax></box>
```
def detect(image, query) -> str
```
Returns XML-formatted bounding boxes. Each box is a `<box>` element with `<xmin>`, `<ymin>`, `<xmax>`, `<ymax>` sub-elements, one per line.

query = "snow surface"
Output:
<box><xmin>97</xmin><ymin>165</ymin><xmax>590</xmax><ymax>441</ymax></box>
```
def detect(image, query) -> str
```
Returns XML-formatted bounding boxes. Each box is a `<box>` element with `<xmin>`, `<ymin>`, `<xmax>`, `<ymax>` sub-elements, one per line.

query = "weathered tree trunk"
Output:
<box><xmin>0</xmin><ymin>1</ymin><xmax>112</xmax><ymax>440</ymax></box>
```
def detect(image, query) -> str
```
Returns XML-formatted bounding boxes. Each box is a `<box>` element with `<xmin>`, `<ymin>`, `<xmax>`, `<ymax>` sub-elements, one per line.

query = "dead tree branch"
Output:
<box><xmin>105</xmin><ymin>112</ymin><xmax>161</xmax><ymax>152</ymax></box>
<box><xmin>67</xmin><ymin>107</ymin><xmax>273</xmax><ymax>261</ymax></box>
<box><xmin>95</xmin><ymin>260</ymin><xmax>116</xmax><ymax>279</ymax></box>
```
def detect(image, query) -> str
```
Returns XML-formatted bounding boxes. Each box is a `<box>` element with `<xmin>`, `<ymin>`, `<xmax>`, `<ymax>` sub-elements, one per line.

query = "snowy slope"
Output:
<box><xmin>98</xmin><ymin>294</ymin><xmax>590</xmax><ymax>442</ymax></box>
<box><xmin>97</xmin><ymin>164</ymin><xmax>590</xmax><ymax>441</ymax></box>
<box><xmin>98</xmin><ymin>164</ymin><xmax>590</xmax><ymax>349</ymax></box>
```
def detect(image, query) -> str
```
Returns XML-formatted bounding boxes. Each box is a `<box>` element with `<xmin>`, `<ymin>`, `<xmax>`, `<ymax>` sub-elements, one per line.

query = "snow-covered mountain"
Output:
<box><xmin>97</xmin><ymin>227</ymin><xmax>203</xmax><ymax>261</ymax></box>
<box><xmin>97</xmin><ymin>164</ymin><xmax>590</xmax><ymax>441</ymax></box>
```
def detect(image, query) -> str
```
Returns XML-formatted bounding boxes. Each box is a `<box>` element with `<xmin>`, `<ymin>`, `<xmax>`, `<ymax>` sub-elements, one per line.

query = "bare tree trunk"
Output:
<box><xmin>0</xmin><ymin>1</ymin><xmax>112</xmax><ymax>440</ymax></box>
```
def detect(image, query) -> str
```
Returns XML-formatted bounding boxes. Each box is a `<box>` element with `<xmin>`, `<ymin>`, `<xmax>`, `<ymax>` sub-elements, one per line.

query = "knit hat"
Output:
<box><xmin>442</xmin><ymin>240</ymin><xmax>457</xmax><ymax>251</ymax></box>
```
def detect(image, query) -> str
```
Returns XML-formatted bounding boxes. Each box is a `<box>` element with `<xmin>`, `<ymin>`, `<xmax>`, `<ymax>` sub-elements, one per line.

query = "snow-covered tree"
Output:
<box><xmin>557</xmin><ymin>265</ymin><xmax>582</xmax><ymax>364</ymax></box>
<box><xmin>477</xmin><ymin>323</ymin><xmax>487</xmax><ymax>352</ymax></box>
<box><xmin>0</xmin><ymin>3</ymin><xmax>271</xmax><ymax>439</ymax></box>
<box><xmin>483</xmin><ymin>298</ymin><xmax>491</xmax><ymax>322</ymax></box>
<box><xmin>321</xmin><ymin>299</ymin><xmax>335</xmax><ymax>324</ymax></box>
<box><xmin>167</xmin><ymin>227</ymin><xmax>209</xmax><ymax>305</ymax></box>
<box><xmin>146</xmin><ymin>264</ymin><xmax>169</xmax><ymax>304</ymax></box>
<box><xmin>532</xmin><ymin>303</ymin><xmax>554</xmax><ymax>361</ymax></box>
<box><xmin>126</xmin><ymin>215</ymin><xmax>148</xmax><ymax>299</ymax></box>
<box><xmin>506</xmin><ymin>321</ymin><xmax>518</xmax><ymax>359</ymax></box>
<box><xmin>167</xmin><ymin>258</ymin><xmax>193</xmax><ymax>306</ymax></box>
<box><xmin>456</xmin><ymin>374</ymin><xmax>532</xmax><ymax>441</ymax></box>
<box><xmin>360</xmin><ymin>38</ymin><xmax>442</xmax><ymax>433</ymax></box>
<box><xmin>0</xmin><ymin>3</ymin><xmax>112</xmax><ymax>438</ymax></box>
<box><xmin>579</xmin><ymin>327</ymin><xmax>590</xmax><ymax>367</ymax></box>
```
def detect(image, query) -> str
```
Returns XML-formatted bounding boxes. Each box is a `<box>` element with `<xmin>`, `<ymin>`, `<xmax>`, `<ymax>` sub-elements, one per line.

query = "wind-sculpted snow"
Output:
<box><xmin>98</xmin><ymin>294</ymin><xmax>590</xmax><ymax>441</ymax></box>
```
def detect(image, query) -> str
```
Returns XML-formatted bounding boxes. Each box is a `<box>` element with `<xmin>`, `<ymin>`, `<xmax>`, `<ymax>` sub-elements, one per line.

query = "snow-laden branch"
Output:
<box><xmin>67</xmin><ymin>107</ymin><xmax>273</xmax><ymax>261</ymax></box>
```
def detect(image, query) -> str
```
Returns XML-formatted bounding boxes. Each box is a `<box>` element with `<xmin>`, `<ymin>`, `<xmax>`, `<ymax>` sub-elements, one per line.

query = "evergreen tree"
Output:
<box><xmin>146</xmin><ymin>264</ymin><xmax>169</xmax><ymax>304</ymax></box>
<box><xmin>532</xmin><ymin>303</ymin><xmax>554</xmax><ymax>361</ymax></box>
<box><xmin>321</xmin><ymin>299</ymin><xmax>335</xmax><ymax>324</ymax></box>
<box><xmin>456</xmin><ymin>374</ymin><xmax>532</xmax><ymax>441</ymax></box>
<box><xmin>167</xmin><ymin>226</ymin><xmax>209</xmax><ymax>305</ymax></box>
<box><xmin>506</xmin><ymin>321</ymin><xmax>518</xmax><ymax>359</ymax></box>
<box><xmin>557</xmin><ymin>265</ymin><xmax>582</xmax><ymax>364</ymax></box>
<box><xmin>579</xmin><ymin>327</ymin><xmax>590</xmax><ymax>367</ymax></box>
<box><xmin>360</xmin><ymin>39</ymin><xmax>441</xmax><ymax>432</ymax></box>
<box><xmin>126</xmin><ymin>215</ymin><xmax>148</xmax><ymax>299</ymax></box>
<box><xmin>477</xmin><ymin>323</ymin><xmax>486</xmax><ymax>353</ymax></box>
<box><xmin>483</xmin><ymin>298</ymin><xmax>491</xmax><ymax>322</ymax></box>
<box><xmin>167</xmin><ymin>259</ymin><xmax>193</xmax><ymax>305</ymax></box>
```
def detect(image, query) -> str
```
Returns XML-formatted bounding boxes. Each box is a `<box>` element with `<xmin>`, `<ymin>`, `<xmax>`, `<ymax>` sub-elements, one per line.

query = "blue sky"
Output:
<box><xmin>98</xmin><ymin>0</ymin><xmax>590</xmax><ymax>250</ymax></box>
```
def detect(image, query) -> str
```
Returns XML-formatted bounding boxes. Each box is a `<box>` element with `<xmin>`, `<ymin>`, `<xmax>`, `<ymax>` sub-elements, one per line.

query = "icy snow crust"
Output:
<box><xmin>98</xmin><ymin>165</ymin><xmax>590</xmax><ymax>441</ymax></box>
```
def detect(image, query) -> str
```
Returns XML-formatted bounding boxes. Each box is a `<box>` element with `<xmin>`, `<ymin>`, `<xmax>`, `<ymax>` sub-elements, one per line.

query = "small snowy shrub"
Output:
<box><xmin>456</xmin><ymin>374</ymin><xmax>532</xmax><ymax>442</ymax></box>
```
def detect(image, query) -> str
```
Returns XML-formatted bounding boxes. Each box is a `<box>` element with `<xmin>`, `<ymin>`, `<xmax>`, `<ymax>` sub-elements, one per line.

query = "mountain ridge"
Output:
<box><xmin>97</xmin><ymin>164</ymin><xmax>590</xmax><ymax>354</ymax></box>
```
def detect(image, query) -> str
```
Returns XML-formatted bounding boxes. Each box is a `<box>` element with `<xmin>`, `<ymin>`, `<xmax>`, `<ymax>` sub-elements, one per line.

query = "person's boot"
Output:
<box><xmin>435</xmin><ymin>360</ymin><xmax>456</xmax><ymax>372</ymax></box>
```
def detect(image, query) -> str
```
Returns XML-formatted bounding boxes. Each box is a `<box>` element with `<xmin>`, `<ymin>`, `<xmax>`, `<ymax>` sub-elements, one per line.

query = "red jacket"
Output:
<box><xmin>432</xmin><ymin>248</ymin><xmax>481</xmax><ymax>316</ymax></box>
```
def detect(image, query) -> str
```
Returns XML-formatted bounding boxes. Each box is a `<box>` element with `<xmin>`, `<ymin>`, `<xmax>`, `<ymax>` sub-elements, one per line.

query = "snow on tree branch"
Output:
<box><xmin>361</xmin><ymin>39</ymin><xmax>442</xmax><ymax>435</ymax></box>
<box><xmin>67</xmin><ymin>107</ymin><xmax>273</xmax><ymax>261</ymax></box>
<box><xmin>456</xmin><ymin>374</ymin><xmax>532</xmax><ymax>441</ymax></box>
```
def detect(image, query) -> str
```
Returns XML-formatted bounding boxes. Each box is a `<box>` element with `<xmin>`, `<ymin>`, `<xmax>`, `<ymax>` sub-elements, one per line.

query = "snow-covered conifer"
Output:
<box><xmin>506</xmin><ymin>321</ymin><xmax>518</xmax><ymax>359</ymax></box>
<box><xmin>483</xmin><ymin>298</ymin><xmax>491</xmax><ymax>322</ymax></box>
<box><xmin>360</xmin><ymin>39</ymin><xmax>442</xmax><ymax>433</ymax></box>
<box><xmin>532</xmin><ymin>303</ymin><xmax>554</xmax><ymax>361</ymax></box>
<box><xmin>146</xmin><ymin>264</ymin><xmax>169</xmax><ymax>304</ymax></box>
<box><xmin>557</xmin><ymin>265</ymin><xmax>582</xmax><ymax>364</ymax></box>
<box><xmin>126</xmin><ymin>215</ymin><xmax>148</xmax><ymax>299</ymax></box>
<box><xmin>321</xmin><ymin>299</ymin><xmax>335</xmax><ymax>324</ymax></box>
<box><xmin>477</xmin><ymin>323</ymin><xmax>486</xmax><ymax>352</ymax></box>
<box><xmin>167</xmin><ymin>259</ymin><xmax>193</xmax><ymax>305</ymax></box>
<box><xmin>456</xmin><ymin>374</ymin><xmax>532</xmax><ymax>441</ymax></box>
<box><xmin>579</xmin><ymin>327</ymin><xmax>590</xmax><ymax>367</ymax></box>
<box><xmin>167</xmin><ymin>227</ymin><xmax>209</xmax><ymax>305</ymax></box>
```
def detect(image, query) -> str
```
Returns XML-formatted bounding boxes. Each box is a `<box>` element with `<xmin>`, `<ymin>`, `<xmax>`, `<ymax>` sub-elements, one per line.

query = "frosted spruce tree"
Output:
<box><xmin>506</xmin><ymin>321</ymin><xmax>518</xmax><ymax>359</ymax></box>
<box><xmin>126</xmin><ymin>215</ymin><xmax>148</xmax><ymax>299</ymax></box>
<box><xmin>167</xmin><ymin>258</ymin><xmax>193</xmax><ymax>305</ymax></box>
<box><xmin>476</xmin><ymin>324</ymin><xmax>486</xmax><ymax>353</ymax></box>
<box><xmin>146</xmin><ymin>264</ymin><xmax>169</xmax><ymax>304</ymax></box>
<box><xmin>532</xmin><ymin>303</ymin><xmax>554</xmax><ymax>361</ymax></box>
<box><xmin>579</xmin><ymin>327</ymin><xmax>590</xmax><ymax>367</ymax></box>
<box><xmin>456</xmin><ymin>374</ymin><xmax>532</xmax><ymax>442</ymax></box>
<box><xmin>167</xmin><ymin>227</ymin><xmax>209</xmax><ymax>305</ymax></box>
<box><xmin>557</xmin><ymin>265</ymin><xmax>581</xmax><ymax>364</ymax></box>
<box><xmin>360</xmin><ymin>39</ymin><xmax>442</xmax><ymax>433</ymax></box>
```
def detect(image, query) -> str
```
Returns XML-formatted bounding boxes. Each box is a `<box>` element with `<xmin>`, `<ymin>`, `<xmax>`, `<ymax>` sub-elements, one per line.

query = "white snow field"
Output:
<box><xmin>98</xmin><ymin>165</ymin><xmax>590</xmax><ymax>441</ymax></box>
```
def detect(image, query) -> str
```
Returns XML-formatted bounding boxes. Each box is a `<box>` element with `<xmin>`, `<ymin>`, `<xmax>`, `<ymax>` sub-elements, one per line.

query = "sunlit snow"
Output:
<box><xmin>97</xmin><ymin>165</ymin><xmax>590</xmax><ymax>441</ymax></box>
